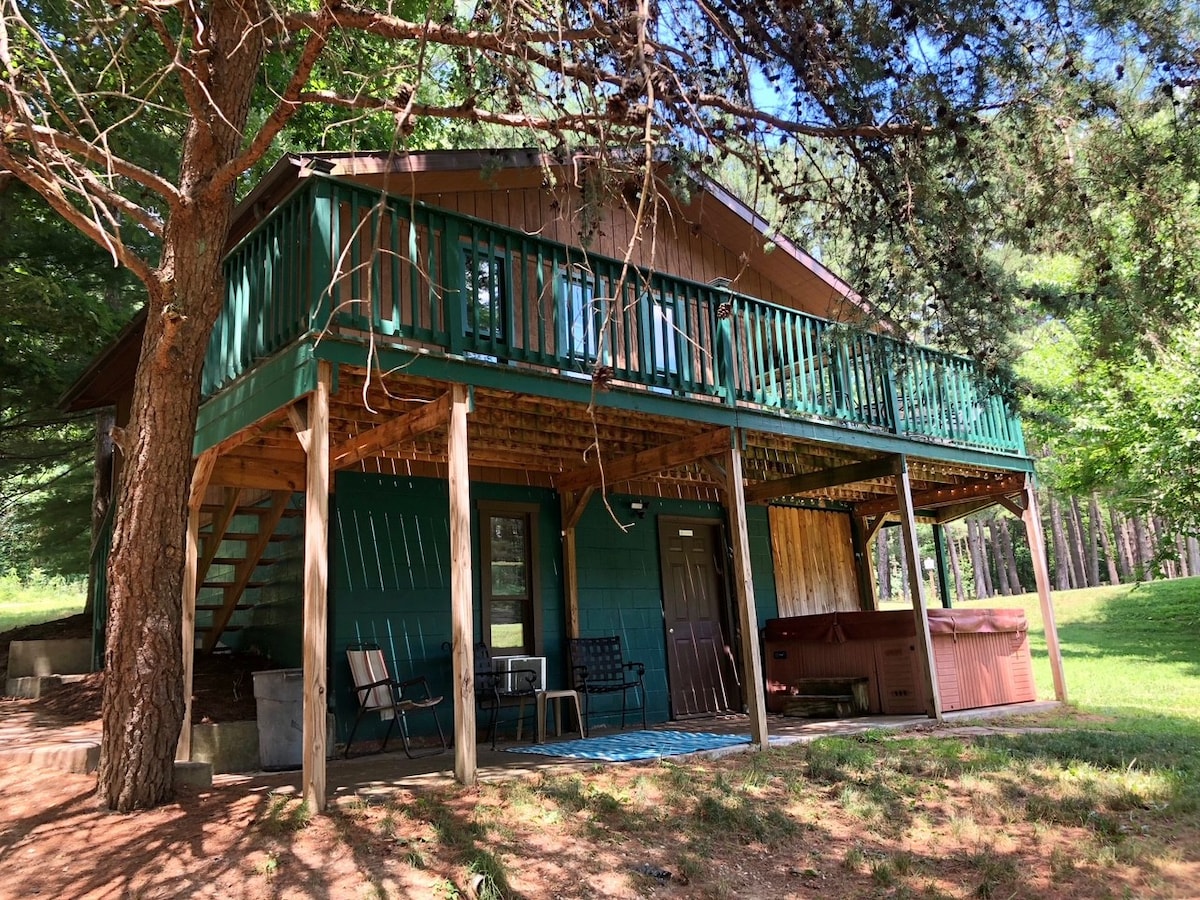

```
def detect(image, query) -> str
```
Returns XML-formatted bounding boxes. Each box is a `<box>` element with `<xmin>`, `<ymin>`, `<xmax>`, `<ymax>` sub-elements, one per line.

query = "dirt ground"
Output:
<box><xmin>3</xmin><ymin>619</ymin><xmax>1198</xmax><ymax>899</ymax></box>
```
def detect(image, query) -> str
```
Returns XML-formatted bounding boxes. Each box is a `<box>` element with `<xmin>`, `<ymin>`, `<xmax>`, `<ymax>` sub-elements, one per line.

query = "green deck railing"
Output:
<box><xmin>206</xmin><ymin>177</ymin><xmax>1025</xmax><ymax>455</ymax></box>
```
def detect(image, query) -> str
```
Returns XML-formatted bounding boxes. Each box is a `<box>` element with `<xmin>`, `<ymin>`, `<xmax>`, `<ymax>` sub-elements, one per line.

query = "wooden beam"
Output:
<box><xmin>1021</xmin><ymin>478</ymin><xmax>1068</xmax><ymax>702</ymax></box>
<box><xmin>209</xmin><ymin>457</ymin><xmax>305</xmax><ymax>492</ymax></box>
<box><xmin>180</xmin><ymin>449</ymin><xmax>218</xmax><ymax>761</ymax></box>
<box><xmin>559</xmin><ymin>486</ymin><xmax>593</xmax><ymax>642</ymax></box>
<box><xmin>744</xmin><ymin>455</ymin><xmax>902</xmax><ymax>505</ymax></box>
<box><xmin>202</xmin><ymin>492</ymin><xmax>291</xmax><ymax>653</ymax></box>
<box><xmin>196</xmin><ymin>488</ymin><xmax>240</xmax><ymax>592</ymax></box>
<box><xmin>189</xmin><ymin>448</ymin><xmax>219</xmax><ymax>510</ymax></box>
<box><xmin>995</xmin><ymin>495</ymin><xmax>1027</xmax><ymax>518</ymax></box>
<box><xmin>329</xmin><ymin>392</ymin><xmax>452</xmax><ymax>471</ymax></box>
<box><xmin>894</xmin><ymin>458</ymin><xmax>942</xmax><ymax>720</ymax></box>
<box><xmin>561</xmin><ymin>485</ymin><xmax>594</xmax><ymax>531</ymax></box>
<box><xmin>449</xmin><ymin>383</ymin><xmax>476</xmax><ymax>786</ymax></box>
<box><xmin>933</xmin><ymin>498</ymin><xmax>1002</xmax><ymax>525</ymax></box>
<box><xmin>302</xmin><ymin>361</ymin><xmax>331</xmax><ymax>813</ymax></box>
<box><xmin>863</xmin><ymin>514</ymin><xmax>890</xmax><ymax>544</ymax></box>
<box><xmin>854</xmin><ymin>472</ymin><xmax>1028</xmax><ymax>519</ymax></box>
<box><xmin>722</xmin><ymin>435</ymin><xmax>769</xmax><ymax>746</ymax></box>
<box><xmin>286</xmin><ymin>403</ymin><xmax>310</xmax><ymax>455</ymax></box>
<box><xmin>555</xmin><ymin>427</ymin><xmax>732</xmax><ymax>493</ymax></box>
<box><xmin>208</xmin><ymin>412</ymin><xmax>286</xmax><ymax>459</ymax></box>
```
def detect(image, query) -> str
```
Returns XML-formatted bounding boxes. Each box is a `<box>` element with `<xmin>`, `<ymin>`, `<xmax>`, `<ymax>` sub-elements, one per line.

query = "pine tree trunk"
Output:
<box><xmin>1152</xmin><ymin>518</ymin><xmax>1176</xmax><ymax>579</ymax></box>
<box><xmin>947</xmin><ymin>526</ymin><xmax>966</xmax><ymax>604</ymax></box>
<box><xmin>1093</xmin><ymin>493</ymin><xmax>1121</xmax><ymax>585</ymax></box>
<box><xmin>98</xmin><ymin>0</ymin><xmax>268</xmax><ymax>813</ymax></box>
<box><xmin>897</xmin><ymin>529</ymin><xmax>909</xmax><ymax>601</ymax></box>
<box><xmin>988</xmin><ymin>518</ymin><xmax>1012</xmax><ymax>595</ymax></box>
<box><xmin>1066</xmin><ymin>497</ymin><xmax>1089</xmax><ymax>588</ymax></box>
<box><xmin>1133</xmin><ymin>516</ymin><xmax>1153</xmax><ymax>580</ymax></box>
<box><xmin>1188</xmin><ymin>537</ymin><xmax>1200</xmax><ymax>577</ymax></box>
<box><xmin>1050</xmin><ymin>496</ymin><xmax>1074</xmax><ymax>590</ymax></box>
<box><xmin>966</xmin><ymin>518</ymin><xmax>986</xmax><ymax>598</ymax></box>
<box><xmin>1113</xmin><ymin>509</ymin><xmax>1135</xmax><ymax>580</ymax></box>
<box><xmin>1085</xmin><ymin>495</ymin><xmax>1100</xmax><ymax>587</ymax></box>
<box><xmin>998</xmin><ymin>517</ymin><xmax>1023</xmax><ymax>594</ymax></box>
<box><xmin>876</xmin><ymin>532</ymin><xmax>891</xmax><ymax>602</ymax></box>
<box><xmin>1176</xmin><ymin>536</ymin><xmax>1189</xmax><ymax>578</ymax></box>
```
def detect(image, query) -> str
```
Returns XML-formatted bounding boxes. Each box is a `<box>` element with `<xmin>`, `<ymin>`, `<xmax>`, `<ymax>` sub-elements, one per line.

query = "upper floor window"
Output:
<box><xmin>560</xmin><ymin>270</ymin><xmax>608</xmax><ymax>364</ymax></box>
<box><xmin>649</xmin><ymin>294</ymin><xmax>679</xmax><ymax>376</ymax></box>
<box><xmin>463</xmin><ymin>246</ymin><xmax>507</xmax><ymax>341</ymax></box>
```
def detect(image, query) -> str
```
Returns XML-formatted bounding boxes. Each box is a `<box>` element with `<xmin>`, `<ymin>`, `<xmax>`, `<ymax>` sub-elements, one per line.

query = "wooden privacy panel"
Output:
<box><xmin>769</xmin><ymin>507</ymin><xmax>861</xmax><ymax>617</ymax></box>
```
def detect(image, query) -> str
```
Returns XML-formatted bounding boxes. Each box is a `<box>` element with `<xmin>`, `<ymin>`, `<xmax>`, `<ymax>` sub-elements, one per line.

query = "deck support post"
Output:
<box><xmin>449</xmin><ymin>384</ymin><xmax>477</xmax><ymax>785</ymax></box>
<box><xmin>302</xmin><ymin>361</ymin><xmax>331</xmax><ymax>811</ymax></box>
<box><xmin>178</xmin><ymin>448</ymin><xmax>217</xmax><ymax>762</ymax></box>
<box><xmin>1021</xmin><ymin>478</ymin><xmax>1068</xmax><ymax>702</ymax></box>
<box><xmin>722</xmin><ymin>434</ymin><xmax>769</xmax><ymax>746</ymax></box>
<box><xmin>932</xmin><ymin>524</ymin><xmax>952</xmax><ymax>609</ymax></box>
<box><xmin>894</xmin><ymin>455</ymin><xmax>943</xmax><ymax>720</ymax></box>
<box><xmin>559</xmin><ymin>486</ymin><xmax>593</xmax><ymax>641</ymax></box>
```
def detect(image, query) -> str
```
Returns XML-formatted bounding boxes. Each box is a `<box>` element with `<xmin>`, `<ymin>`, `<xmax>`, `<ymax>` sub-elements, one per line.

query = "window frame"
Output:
<box><xmin>478</xmin><ymin>501</ymin><xmax>542</xmax><ymax>657</ymax></box>
<box><xmin>558</xmin><ymin>268</ymin><xmax>609</xmax><ymax>366</ymax></box>
<box><xmin>461</xmin><ymin>243</ymin><xmax>511</xmax><ymax>343</ymax></box>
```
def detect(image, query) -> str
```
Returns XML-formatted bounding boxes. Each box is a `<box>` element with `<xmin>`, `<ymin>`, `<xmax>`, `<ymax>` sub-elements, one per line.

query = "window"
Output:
<box><xmin>463</xmin><ymin>246</ymin><xmax>507</xmax><ymax>340</ymax></box>
<box><xmin>480</xmin><ymin>504</ymin><xmax>539</xmax><ymax>655</ymax></box>
<box><xmin>560</xmin><ymin>270</ymin><xmax>608</xmax><ymax>364</ymax></box>
<box><xmin>649</xmin><ymin>295</ymin><xmax>679</xmax><ymax>376</ymax></box>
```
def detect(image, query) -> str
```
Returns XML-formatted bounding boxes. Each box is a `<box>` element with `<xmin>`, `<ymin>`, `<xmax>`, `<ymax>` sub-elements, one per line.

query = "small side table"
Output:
<box><xmin>536</xmin><ymin>689</ymin><xmax>584</xmax><ymax>743</ymax></box>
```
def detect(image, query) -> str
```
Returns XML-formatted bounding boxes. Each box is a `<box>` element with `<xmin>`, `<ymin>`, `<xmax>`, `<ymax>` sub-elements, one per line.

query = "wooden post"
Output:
<box><xmin>449</xmin><ymin>383</ymin><xmax>476</xmax><ymax>785</ymax></box>
<box><xmin>723</xmin><ymin>436</ymin><xmax>768</xmax><ymax>746</ymax></box>
<box><xmin>932</xmin><ymin>524</ymin><xmax>952</xmax><ymax>609</ymax></box>
<box><xmin>178</xmin><ymin>448</ymin><xmax>216</xmax><ymax>762</ymax></box>
<box><xmin>178</xmin><ymin>509</ymin><xmax>200</xmax><ymax>762</ymax></box>
<box><xmin>1021</xmin><ymin>480</ymin><xmax>1068</xmax><ymax>702</ymax></box>
<box><xmin>559</xmin><ymin>486</ymin><xmax>594</xmax><ymax>640</ymax></box>
<box><xmin>302</xmin><ymin>361</ymin><xmax>331</xmax><ymax>811</ymax></box>
<box><xmin>894</xmin><ymin>456</ymin><xmax>943</xmax><ymax>719</ymax></box>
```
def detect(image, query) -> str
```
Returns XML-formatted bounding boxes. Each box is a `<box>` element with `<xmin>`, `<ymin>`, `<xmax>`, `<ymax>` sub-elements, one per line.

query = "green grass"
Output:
<box><xmin>0</xmin><ymin>571</ymin><xmax>87</xmax><ymax>634</ymax></box>
<box><xmin>956</xmin><ymin>577</ymin><xmax>1200</xmax><ymax>722</ymax></box>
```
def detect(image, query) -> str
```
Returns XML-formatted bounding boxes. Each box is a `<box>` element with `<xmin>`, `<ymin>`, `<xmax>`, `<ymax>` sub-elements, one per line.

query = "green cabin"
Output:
<box><xmin>64</xmin><ymin>150</ymin><xmax>1064</xmax><ymax>807</ymax></box>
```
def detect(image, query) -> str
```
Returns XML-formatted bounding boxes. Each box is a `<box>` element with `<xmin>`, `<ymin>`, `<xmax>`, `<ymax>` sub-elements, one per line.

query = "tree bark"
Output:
<box><xmin>98</xmin><ymin>0</ymin><xmax>268</xmax><ymax>812</ymax></box>
<box><xmin>968</xmin><ymin>517</ymin><xmax>993</xmax><ymax>598</ymax></box>
<box><xmin>1176</xmin><ymin>535</ymin><xmax>1189</xmax><ymax>578</ymax></box>
<box><xmin>1092</xmin><ymin>493</ymin><xmax>1121</xmax><ymax>585</ymax></box>
<box><xmin>1084</xmin><ymin>494</ymin><xmax>1100</xmax><ymax>587</ymax></box>
<box><xmin>1049</xmin><ymin>495</ymin><xmax>1073</xmax><ymax>590</ymax></box>
<box><xmin>1112</xmin><ymin>509</ymin><xmax>1135</xmax><ymax>581</ymax></box>
<box><xmin>946</xmin><ymin>525</ymin><xmax>966</xmax><ymax>605</ymax></box>
<box><xmin>876</xmin><ymin>529</ymin><xmax>891</xmax><ymax>602</ymax></box>
<box><xmin>998</xmin><ymin>517</ymin><xmax>1023</xmax><ymax>594</ymax></box>
<box><xmin>1133</xmin><ymin>516</ymin><xmax>1153</xmax><ymax>580</ymax></box>
<box><xmin>1188</xmin><ymin>537</ymin><xmax>1200</xmax><ymax>578</ymax></box>
<box><xmin>1066</xmin><ymin>496</ymin><xmax>1089</xmax><ymax>588</ymax></box>
<box><xmin>988</xmin><ymin>517</ymin><xmax>1012</xmax><ymax>595</ymax></box>
<box><xmin>896</xmin><ymin>528</ymin><xmax>909</xmax><ymax>602</ymax></box>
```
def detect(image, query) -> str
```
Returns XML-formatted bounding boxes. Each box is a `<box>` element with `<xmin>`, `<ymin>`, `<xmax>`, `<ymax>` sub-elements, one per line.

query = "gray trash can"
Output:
<box><xmin>253</xmin><ymin>668</ymin><xmax>304</xmax><ymax>770</ymax></box>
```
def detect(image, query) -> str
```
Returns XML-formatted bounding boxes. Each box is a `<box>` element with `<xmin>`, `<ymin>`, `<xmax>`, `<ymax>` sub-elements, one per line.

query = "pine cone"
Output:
<box><xmin>716</xmin><ymin>301</ymin><xmax>732</xmax><ymax>320</ymax></box>
<box><xmin>592</xmin><ymin>365</ymin><xmax>614</xmax><ymax>391</ymax></box>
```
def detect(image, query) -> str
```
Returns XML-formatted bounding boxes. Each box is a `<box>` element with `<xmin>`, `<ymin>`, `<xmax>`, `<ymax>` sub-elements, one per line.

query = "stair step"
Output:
<box><xmin>195</xmin><ymin>604</ymin><xmax>254</xmax><ymax>612</ymax></box>
<box><xmin>196</xmin><ymin>625</ymin><xmax>244</xmax><ymax>633</ymax></box>
<box><xmin>213</xmin><ymin>532</ymin><xmax>292</xmax><ymax>542</ymax></box>
<box><xmin>201</xmin><ymin>504</ymin><xmax>300</xmax><ymax>517</ymax></box>
<box><xmin>209</xmin><ymin>556</ymin><xmax>283</xmax><ymax>566</ymax></box>
<box><xmin>201</xmin><ymin>580</ymin><xmax>267</xmax><ymax>590</ymax></box>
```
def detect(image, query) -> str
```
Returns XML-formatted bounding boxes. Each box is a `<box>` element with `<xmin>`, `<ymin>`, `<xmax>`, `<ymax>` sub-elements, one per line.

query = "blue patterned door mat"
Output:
<box><xmin>505</xmin><ymin>729</ymin><xmax>756</xmax><ymax>762</ymax></box>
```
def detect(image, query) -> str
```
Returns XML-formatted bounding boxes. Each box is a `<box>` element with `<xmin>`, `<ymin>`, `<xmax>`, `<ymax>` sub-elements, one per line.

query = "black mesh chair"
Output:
<box><xmin>474</xmin><ymin>642</ymin><xmax>539</xmax><ymax>749</ymax></box>
<box><xmin>568</xmin><ymin>635</ymin><xmax>646</xmax><ymax>736</ymax></box>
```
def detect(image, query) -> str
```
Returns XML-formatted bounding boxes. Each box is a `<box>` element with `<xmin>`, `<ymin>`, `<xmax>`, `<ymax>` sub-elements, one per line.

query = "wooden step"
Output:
<box><xmin>195</xmin><ymin>624</ymin><xmax>244</xmax><ymax>633</ymax></box>
<box><xmin>195</xmin><ymin>604</ymin><xmax>254</xmax><ymax>612</ymax></box>
<box><xmin>212</xmin><ymin>531</ymin><xmax>292</xmax><ymax>542</ymax></box>
<box><xmin>201</xmin><ymin>504</ymin><xmax>300</xmax><ymax>517</ymax></box>
<box><xmin>201</xmin><ymin>580</ymin><xmax>267</xmax><ymax>590</ymax></box>
<box><xmin>208</xmin><ymin>556</ymin><xmax>283</xmax><ymax>566</ymax></box>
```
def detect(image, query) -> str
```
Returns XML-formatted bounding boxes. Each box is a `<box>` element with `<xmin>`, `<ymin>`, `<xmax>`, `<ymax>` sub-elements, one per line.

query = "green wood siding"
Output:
<box><xmin>328</xmin><ymin>473</ymin><xmax>564</xmax><ymax>744</ymax></box>
<box><xmin>571</xmin><ymin>493</ymin><xmax>777</xmax><ymax>730</ymax></box>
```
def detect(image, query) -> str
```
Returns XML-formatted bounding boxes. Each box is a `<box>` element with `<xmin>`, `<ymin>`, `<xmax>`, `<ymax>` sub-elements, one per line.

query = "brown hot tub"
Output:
<box><xmin>764</xmin><ymin>608</ymin><xmax>1036</xmax><ymax>716</ymax></box>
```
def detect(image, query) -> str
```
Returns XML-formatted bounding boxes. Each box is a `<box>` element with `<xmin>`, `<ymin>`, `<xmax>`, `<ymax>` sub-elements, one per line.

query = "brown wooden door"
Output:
<box><xmin>658</xmin><ymin>519</ymin><xmax>742</xmax><ymax>718</ymax></box>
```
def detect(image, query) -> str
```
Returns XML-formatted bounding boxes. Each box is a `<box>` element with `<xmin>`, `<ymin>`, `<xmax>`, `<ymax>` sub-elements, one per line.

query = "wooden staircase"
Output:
<box><xmin>194</xmin><ymin>489</ymin><xmax>299</xmax><ymax>651</ymax></box>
